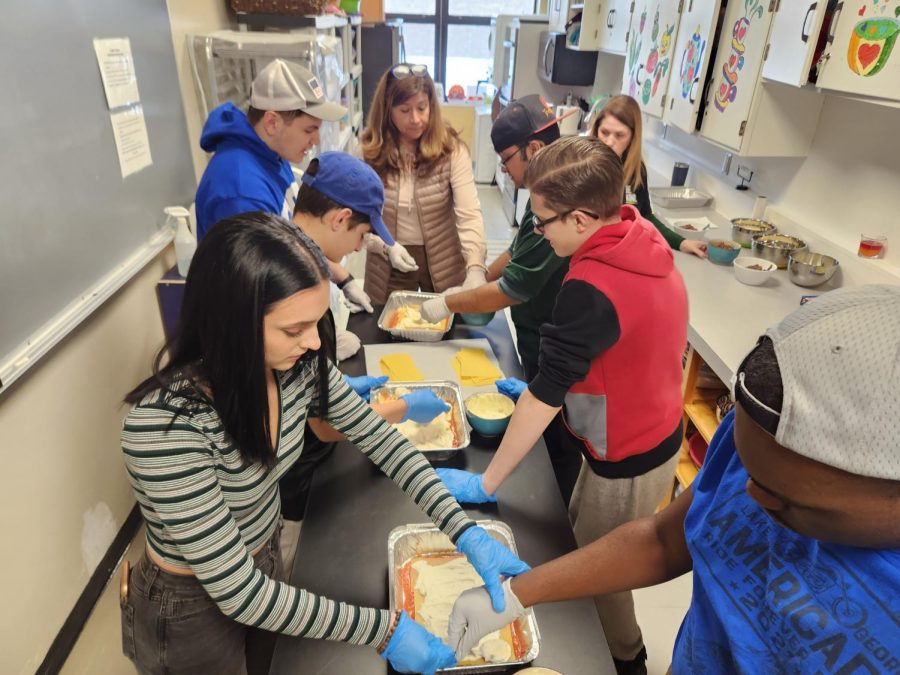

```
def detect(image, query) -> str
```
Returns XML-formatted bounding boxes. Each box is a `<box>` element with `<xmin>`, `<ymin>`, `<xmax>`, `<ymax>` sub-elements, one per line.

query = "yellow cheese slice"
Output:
<box><xmin>452</xmin><ymin>347</ymin><xmax>503</xmax><ymax>387</ymax></box>
<box><xmin>379</xmin><ymin>353</ymin><xmax>424</xmax><ymax>381</ymax></box>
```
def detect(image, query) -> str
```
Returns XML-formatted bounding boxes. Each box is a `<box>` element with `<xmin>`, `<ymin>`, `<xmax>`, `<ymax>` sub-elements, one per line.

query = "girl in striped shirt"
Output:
<box><xmin>120</xmin><ymin>212</ymin><xmax>528</xmax><ymax>674</ymax></box>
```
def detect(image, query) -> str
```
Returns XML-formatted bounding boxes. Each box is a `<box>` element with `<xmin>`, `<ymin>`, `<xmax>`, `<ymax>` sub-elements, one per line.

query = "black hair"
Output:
<box><xmin>125</xmin><ymin>212</ymin><xmax>331</xmax><ymax>468</ymax></box>
<box><xmin>739</xmin><ymin>337</ymin><xmax>784</xmax><ymax>416</ymax></box>
<box><xmin>246</xmin><ymin>106</ymin><xmax>312</xmax><ymax>127</ymax></box>
<box><xmin>294</xmin><ymin>158</ymin><xmax>370</xmax><ymax>229</ymax></box>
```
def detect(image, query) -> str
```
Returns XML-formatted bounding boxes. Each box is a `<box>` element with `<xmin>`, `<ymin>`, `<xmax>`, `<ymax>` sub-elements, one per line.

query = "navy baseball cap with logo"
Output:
<box><xmin>491</xmin><ymin>94</ymin><xmax>575</xmax><ymax>152</ymax></box>
<box><xmin>300</xmin><ymin>152</ymin><xmax>395</xmax><ymax>245</ymax></box>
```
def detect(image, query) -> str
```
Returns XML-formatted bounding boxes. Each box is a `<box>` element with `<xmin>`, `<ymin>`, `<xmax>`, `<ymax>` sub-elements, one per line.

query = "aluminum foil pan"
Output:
<box><xmin>377</xmin><ymin>291</ymin><xmax>454</xmax><ymax>342</ymax></box>
<box><xmin>387</xmin><ymin>520</ymin><xmax>541</xmax><ymax>673</ymax></box>
<box><xmin>649</xmin><ymin>187</ymin><xmax>714</xmax><ymax>209</ymax></box>
<box><xmin>370</xmin><ymin>381</ymin><xmax>470</xmax><ymax>461</ymax></box>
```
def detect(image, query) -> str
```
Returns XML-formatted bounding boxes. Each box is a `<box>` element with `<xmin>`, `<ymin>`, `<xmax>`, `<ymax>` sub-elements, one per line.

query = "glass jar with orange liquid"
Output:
<box><xmin>858</xmin><ymin>234</ymin><xmax>887</xmax><ymax>259</ymax></box>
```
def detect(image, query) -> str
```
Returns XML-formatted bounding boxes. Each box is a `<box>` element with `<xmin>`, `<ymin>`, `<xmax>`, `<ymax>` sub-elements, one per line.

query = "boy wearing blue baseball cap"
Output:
<box><xmin>279</xmin><ymin>152</ymin><xmax>449</xmax><ymax>520</ymax></box>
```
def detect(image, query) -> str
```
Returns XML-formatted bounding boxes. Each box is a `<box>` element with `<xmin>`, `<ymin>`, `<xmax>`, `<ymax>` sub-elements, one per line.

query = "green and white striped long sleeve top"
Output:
<box><xmin>121</xmin><ymin>359</ymin><xmax>475</xmax><ymax>647</ymax></box>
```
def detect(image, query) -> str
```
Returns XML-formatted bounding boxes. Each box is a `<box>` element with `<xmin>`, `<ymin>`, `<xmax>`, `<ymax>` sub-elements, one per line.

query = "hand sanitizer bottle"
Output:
<box><xmin>165</xmin><ymin>206</ymin><xmax>195</xmax><ymax>277</ymax></box>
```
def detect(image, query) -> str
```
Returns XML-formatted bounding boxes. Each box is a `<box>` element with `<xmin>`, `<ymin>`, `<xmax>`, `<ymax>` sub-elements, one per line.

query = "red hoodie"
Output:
<box><xmin>529</xmin><ymin>205</ymin><xmax>688</xmax><ymax>476</ymax></box>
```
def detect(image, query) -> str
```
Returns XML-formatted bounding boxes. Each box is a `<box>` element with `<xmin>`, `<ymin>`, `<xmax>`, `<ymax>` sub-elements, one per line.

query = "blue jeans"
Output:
<box><xmin>121</xmin><ymin>530</ymin><xmax>283</xmax><ymax>674</ymax></box>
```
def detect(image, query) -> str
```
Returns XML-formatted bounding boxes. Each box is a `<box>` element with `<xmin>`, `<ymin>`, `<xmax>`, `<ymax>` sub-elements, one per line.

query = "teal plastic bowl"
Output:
<box><xmin>464</xmin><ymin>392</ymin><xmax>516</xmax><ymax>436</ymax></box>
<box><xmin>707</xmin><ymin>239</ymin><xmax>742</xmax><ymax>266</ymax></box>
<box><xmin>460</xmin><ymin>311</ymin><xmax>496</xmax><ymax>326</ymax></box>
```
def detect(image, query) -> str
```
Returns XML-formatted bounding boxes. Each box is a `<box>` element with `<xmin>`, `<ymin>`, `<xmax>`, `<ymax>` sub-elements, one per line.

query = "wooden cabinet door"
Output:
<box><xmin>663</xmin><ymin>0</ymin><xmax>724</xmax><ymax>132</ymax></box>
<box><xmin>699</xmin><ymin>0</ymin><xmax>775</xmax><ymax>151</ymax></box>
<box><xmin>598</xmin><ymin>0</ymin><xmax>632</xmax><ymax>54</ymax></box>
<box><xmin>550</xmin><ymin>0</ymin><xmax>568</xmax><ymax>33</ymax></box>
<box><xmin>762</xmin><ymin>0</ymin><xmax>830</xmax><ymax>86</ymax></box>
<box><xmin>622</xmin><ymin>0</ymin><xmax>684</xmax><ymax>117</ymax></box>
<box><xmin>816</xmin><ymin>0</ymin><xmax>900</xmax><ymax>101</ymax></box>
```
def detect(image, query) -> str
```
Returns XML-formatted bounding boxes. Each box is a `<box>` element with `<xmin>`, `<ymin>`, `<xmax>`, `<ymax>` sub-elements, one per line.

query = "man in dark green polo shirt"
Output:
<box><xmin>421</xmin><ymin>94</ymin><xmax>581</xmax><ymax>502</ymax></box>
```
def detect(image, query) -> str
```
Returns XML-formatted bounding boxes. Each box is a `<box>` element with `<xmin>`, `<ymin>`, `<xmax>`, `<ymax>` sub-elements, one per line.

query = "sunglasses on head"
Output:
<box><xmin>390</xmin><ymin>63</ymin><xmax>429</xmax><ymax>80</ymax></box>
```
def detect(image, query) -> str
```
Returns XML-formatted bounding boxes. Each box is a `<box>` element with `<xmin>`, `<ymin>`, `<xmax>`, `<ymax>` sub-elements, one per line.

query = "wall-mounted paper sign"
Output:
<box><xmin>93</xmin><ymin>37</ymin><xmax>141</xmax><ymax>109</ymax></box>
<box><xmin>110</xmin><ymin>105</ymin><xmax>152</xmax><ymax>178</ymax></box>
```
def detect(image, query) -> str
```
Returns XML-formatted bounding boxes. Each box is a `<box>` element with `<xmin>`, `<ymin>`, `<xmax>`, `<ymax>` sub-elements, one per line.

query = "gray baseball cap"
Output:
<box><xmin>250</xmin><ymin>59</ymin><xmax>347</xmax><ymax>122</ymax></box>
<box><xmin>733</xmin><ymin>284</ymin><xmax>900</xmax><ymax>480</ymax></box>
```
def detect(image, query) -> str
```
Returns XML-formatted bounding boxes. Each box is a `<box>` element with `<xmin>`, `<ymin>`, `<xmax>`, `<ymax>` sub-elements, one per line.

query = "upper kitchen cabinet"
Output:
<box><xmin>597</xmin><ymin>0</ymin><xmax>633</xmax><ymax>54</ymax></box>
<box><xmin>762</xmin><ymin>0</ymin><xmax>835</xmax><ymax>86</ymax></box>
<box><xmin>623</xmin><ymin>0</ymin><xmax>684</xmax><ymax>117</ymax></box>
<box><xmin>815</xmin><ymin>0</ymin><xmax>900</xmax><ymax>101</ymax></box>
<box><xmin>698</xmin><ymin>0</ymin><xmax>824</xmax><ymax>155</ymax></box>
<box><xmin>550</xmin><ymin>0</ymin><xmax>608</xmax><ymax>51</ymax></box>
<box><xmin>662</xmin><ymin>0</ymin><xmax>725</xmax><ymax>132</ymax></box>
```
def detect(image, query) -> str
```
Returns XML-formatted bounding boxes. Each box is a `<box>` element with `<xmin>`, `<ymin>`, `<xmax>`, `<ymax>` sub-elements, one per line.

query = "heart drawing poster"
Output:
<box><xmin>847</xmin><ymin>1</ymin><xmax>900</xmax><ymax>76</ymax></box>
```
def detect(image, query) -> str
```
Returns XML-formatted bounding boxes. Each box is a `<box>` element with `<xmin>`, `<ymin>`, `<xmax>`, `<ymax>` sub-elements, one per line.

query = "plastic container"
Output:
<box><xmin>165</xmin><ymin>206</ymin><xmax>195</xmax><ymax>277</ymax></box>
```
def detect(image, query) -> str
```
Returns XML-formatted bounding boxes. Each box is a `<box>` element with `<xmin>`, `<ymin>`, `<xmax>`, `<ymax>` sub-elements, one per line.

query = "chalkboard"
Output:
<box><xmin>0</xmin><ymin>1</ymin><xmax>195</xmax><ymax>392</ymax></box>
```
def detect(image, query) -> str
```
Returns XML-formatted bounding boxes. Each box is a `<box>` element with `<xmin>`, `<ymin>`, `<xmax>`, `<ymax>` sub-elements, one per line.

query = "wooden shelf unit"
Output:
<box><xmin>659</xmin><ymin>346</ymin><xmax>729</xmax><ymax>508</ymax></box>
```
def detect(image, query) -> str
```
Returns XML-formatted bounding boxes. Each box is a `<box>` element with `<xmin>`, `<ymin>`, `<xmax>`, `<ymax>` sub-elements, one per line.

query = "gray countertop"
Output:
<box><xmin>268</xmin><ymin>311</ymin><xmax>615</xmax><ymax>675</ymax></box>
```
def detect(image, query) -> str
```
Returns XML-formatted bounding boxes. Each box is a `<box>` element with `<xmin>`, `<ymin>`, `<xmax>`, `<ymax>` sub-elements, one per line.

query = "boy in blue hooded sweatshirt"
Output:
<box><xmin>194</xmin><ymin>58</ymin><xmax>418</xmax><ymax>282</ymax></box>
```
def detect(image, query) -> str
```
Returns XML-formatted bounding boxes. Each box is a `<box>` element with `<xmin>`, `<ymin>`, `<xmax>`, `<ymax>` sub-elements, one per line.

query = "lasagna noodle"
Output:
<box><xmin>405</xmin><ymin>555</ymin><xmax>520</xmax><ymax>665</ymax></box>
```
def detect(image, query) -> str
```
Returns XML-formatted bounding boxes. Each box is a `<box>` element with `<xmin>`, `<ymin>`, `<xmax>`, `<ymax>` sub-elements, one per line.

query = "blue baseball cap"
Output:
<box><xmin>300</xmin><ymin>152</ymin><xmax>395</xmax><ymax>246</ymax></box>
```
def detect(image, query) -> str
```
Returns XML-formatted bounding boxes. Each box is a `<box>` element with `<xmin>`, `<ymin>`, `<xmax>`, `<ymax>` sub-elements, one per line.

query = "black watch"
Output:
<box><xmin>337</xmin><ymin>273</ymin><xmax>354</xmax><ymax>290</ymax></box>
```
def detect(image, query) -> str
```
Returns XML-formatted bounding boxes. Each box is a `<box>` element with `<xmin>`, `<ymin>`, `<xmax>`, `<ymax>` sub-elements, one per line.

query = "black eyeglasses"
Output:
<box><xmin>390</xmin><ymin>63</ymin><xmax>428</xmax><ymax>80</ymax></box>
<box><xmin>532</xmin><ymin>209</ymin><xmax>600</xmax><ymax>234</ymax></box>
<box><xmin>500</xmin><ymin>145</ymin><xmax>526</xmax><ymax>167</ymax></box>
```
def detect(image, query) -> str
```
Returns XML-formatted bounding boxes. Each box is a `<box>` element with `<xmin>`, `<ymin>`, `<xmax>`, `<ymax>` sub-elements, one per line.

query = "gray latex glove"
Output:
<box><xmin>335</xmin><ymin>329</ymin><xmax>362</xmax><ymax>361</ymax></box>
<box><xmin>420</xmin><ymin>296</ymin><xmax>451</xmax><ymax>324</ymax></box>
<box><xmin>342</xmin><ymin>279</ymin><xmax>373</xmax><ymax>313</ymax></box>
<box><xmin>463</xmin><ymin>266</ymin><xmax>487</xmax><ymax>290</ymax></box>
<box><xmin>388</xmin><ymin>242</ymin><xmax>419</xmax><ymax>272</ymax></box>
<box><xmin>447</xmin><ymin>580</ymin><xmax>525</xmax><ymax>660</ymax></box>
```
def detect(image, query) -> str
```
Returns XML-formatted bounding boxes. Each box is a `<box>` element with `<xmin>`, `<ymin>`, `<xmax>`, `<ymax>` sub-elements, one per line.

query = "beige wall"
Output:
<box><xmin>0</xmin><ymin>249</ymin><xmax>173</xmax><ymax>673</ymax></box>
<box><xmin>165</xmin><ymin>0</ymin><xmax>237</xmax><ymax>182</ymax></box>
<box><xmin>0</xmin><ymin>3</ymin><xmax>236</xmax><ymax>671</ymax></box>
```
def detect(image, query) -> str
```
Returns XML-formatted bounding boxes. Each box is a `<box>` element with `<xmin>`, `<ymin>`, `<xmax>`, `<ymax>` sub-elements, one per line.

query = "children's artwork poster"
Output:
<box><xmin>625</xmin><ymin>2</ymin><xmax>676</xmax><ymax>106</ymax></box>
<box><xmin>847</xmin><ymin>0</ymin><xmax>900</xmax><ymax>77</ymax></box>
<box><xmin>679</xmin><ymin>25</ymin><xmax>707</xmax><ymax>102</ymax></box>
<box><xmin>713</xmin><ymin>0</ymin><xmax>765</xmax><ymax>113</ymax></box>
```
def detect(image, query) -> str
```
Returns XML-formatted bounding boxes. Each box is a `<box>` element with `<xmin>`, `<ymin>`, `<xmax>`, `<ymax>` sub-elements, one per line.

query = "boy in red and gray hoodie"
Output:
<box><xmin>438</xmin><ymin>136</ymin><xmax>688</xmax><ymax>675</ymax></box>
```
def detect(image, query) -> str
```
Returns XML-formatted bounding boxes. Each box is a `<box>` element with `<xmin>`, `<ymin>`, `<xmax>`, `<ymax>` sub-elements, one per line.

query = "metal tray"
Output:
<box><xmin>370</xmin><ymin>381</ymin><xmax>470</xmax><ymax>461</ymax></box>
<box><xmin>377</xmin><ymin>291</ymin><xmax>455</xmax><ymax>342</ymax></box>
<box><xmin>650</xmin><ymin>187</ymin><xmax>714</xmax><ymax>209</ymax></box>
<box><xmin>387</xmin><ymin>520</ymin><xmax>540</xmax><ymax>673</ymax></box>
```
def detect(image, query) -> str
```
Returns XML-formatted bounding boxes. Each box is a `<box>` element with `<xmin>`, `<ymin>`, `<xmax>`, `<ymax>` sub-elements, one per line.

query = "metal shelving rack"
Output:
<box><xmin>188</xmin><ymin>13</ymin><xmax>364</xmax><ymax>157</ymax></box>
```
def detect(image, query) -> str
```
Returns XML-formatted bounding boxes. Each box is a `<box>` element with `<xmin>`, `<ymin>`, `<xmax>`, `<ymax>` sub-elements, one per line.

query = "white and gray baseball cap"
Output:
<box><xmin>250</xmin><ymin>59</ymin><xmax>346</xmax><ymax>122</ymax></box>
<box><xmin>733</xmin><ymin>284</ymin><xmax>900</xmax><ymax>481</ymax></box>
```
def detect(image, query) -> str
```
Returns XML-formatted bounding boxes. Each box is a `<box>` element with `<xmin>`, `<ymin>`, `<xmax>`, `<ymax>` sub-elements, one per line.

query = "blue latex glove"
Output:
<box><xmin>381</xmin><ymin>611</ymin><xmax>456</xmax><ymax>675</ymax></box>
<box><xmin>456</xmin><ymin>526</ymin><xmax>531</xmax><ymax>612</ymax></box>
<box><xmin>495</xmin><ymin>377</ymin><xmax>527</xmax><ymax>401</ymax></box>
<box><xmin>400</xmin><ymin>389</ymin><xmax>451</xmax><ymax>423</ymax></box>
<box><xmin>436</xmin><ymin>468</ymin><xmax>496</xmax><ymax>504</ymax></box>
<box><xmin>343</xmin><ymin>374</ymin><xmax>388</xmax><ymax>402</ymax></box>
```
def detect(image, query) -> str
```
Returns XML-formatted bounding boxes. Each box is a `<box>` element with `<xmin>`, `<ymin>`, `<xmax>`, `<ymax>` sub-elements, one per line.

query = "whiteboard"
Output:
<box><xmin>0</xmin><ymin>1</ymin><xmax>195</xmax><ymax>392</ymax></box>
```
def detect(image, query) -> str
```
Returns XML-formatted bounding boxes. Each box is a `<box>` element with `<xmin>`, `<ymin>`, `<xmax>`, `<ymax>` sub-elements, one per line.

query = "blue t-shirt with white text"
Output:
<box><xmin>673</xmin><ymin>410</ymin><xmax>900</xmax><ymax>674</ymax></box>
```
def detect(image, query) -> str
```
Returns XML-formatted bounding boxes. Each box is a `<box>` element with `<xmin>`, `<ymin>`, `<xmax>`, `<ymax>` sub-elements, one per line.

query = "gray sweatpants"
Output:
<box><xmin>568</xmin><ymin>452</ymin><xmax>680</xmax><ymax>661</ymax></box>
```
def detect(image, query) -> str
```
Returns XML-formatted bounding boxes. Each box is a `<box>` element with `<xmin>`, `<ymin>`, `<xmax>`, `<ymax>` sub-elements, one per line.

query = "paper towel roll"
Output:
<box><xmin>556</xmin><ymin>105</ymin><xmax>582</xmax><ymax>136</ymax></box>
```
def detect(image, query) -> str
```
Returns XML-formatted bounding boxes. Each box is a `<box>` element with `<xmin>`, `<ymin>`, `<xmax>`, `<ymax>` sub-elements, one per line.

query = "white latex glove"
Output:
<box><xmin>342</xmin><ymin>279</ymin><xmax>373</xmax><ymax>313</ymax></box>
<box><xmin>420</xmin><ymin>296</ymin><xmax>451</xmax><ymax>324</ymax></box>
<box><xmin>463</xmin><ymin>266</ymin><xmax>487</xmax><ymax>290</ymax></box>
<box><xmin>335</xmin><ymin>329</ymin><xmax>362</xmax><ymax>361</ymax></box>
<box><xmin>447</xmin><ymin>580</ymin><xmax>526</xmax><ymax>660</ymax></box>
<box><xmin>388</xmin><ymin>242</ymin><xmax>419</xmax><ymax>272</ymax></box>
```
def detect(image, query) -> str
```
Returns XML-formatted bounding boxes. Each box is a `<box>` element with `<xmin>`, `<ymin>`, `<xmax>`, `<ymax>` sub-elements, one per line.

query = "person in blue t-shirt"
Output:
<box><xmin>445</xmin><ymin>285</ymin><xmax>900</xmax><ymax>675</ymax></box>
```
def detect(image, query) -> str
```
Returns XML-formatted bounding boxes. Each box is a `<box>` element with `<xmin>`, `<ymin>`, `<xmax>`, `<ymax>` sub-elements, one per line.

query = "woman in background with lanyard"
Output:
<box><xmin>360</xmin><ymin>64</ymin><xmax>488</xmax><ymax>304</ymax></box>
<box><xmin>591</xmin><ymin>94</ymin><xmax>708</xmax><ymax>258</ymax></box>
<box><xmin>119</xmin><ymin>212</ymin><xmax>527</xmax><ymax>674</ymax></box>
